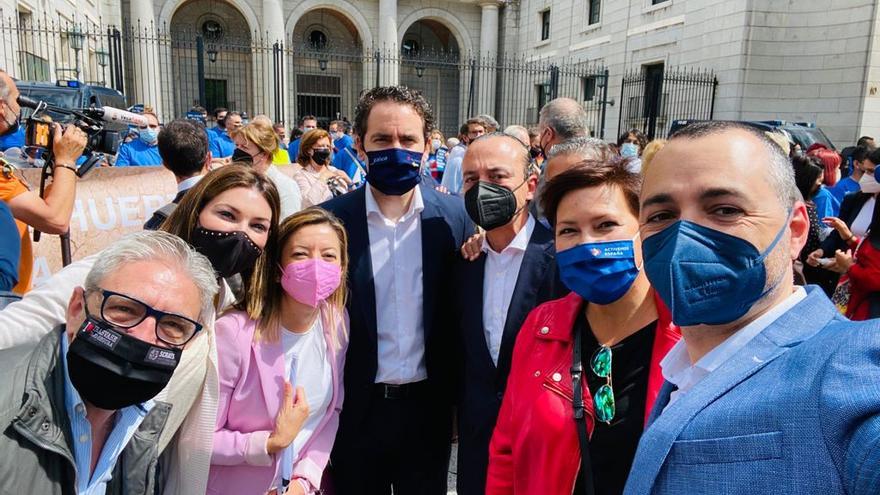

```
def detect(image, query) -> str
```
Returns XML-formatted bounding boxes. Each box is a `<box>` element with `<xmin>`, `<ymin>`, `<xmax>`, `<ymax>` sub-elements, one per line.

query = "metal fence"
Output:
<box><xmin>619</xmin><ymin>67</ymin><xmax>717</xmax><ymax>140</ymax></box>
<box><xmin>1</xmin><ymin>16</ymin><xmax>609</xmax><ymax>137</ymax></box>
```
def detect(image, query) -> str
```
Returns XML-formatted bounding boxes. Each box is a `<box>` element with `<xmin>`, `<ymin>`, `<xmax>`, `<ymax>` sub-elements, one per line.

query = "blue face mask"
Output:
<box><xmin>365</xmin><ymin>147</ymin><xmax>423</xmax><ymax>195</ymax></box>
<box><xmin>621</xmin><ymin>142</ymin><xmax>639</xmax><ymax>158</ymax></box>
<box><xmin>642</xmin><ymin>218</ymin><xmax>788</xmax><ymax>327</ymax></box>
<box><xmin>140</xmin><ymin>128</ymin><xmax>158</xmax><ymax>144</ymax></box>
<box><xmin>556</xmin><ymin>233</ymin><xmax>641</xmax><ymax>305</ymax></box>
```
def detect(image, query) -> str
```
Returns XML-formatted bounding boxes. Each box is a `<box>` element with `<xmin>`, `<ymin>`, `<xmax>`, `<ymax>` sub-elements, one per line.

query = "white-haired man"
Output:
<box><xmin>0</xmin><ymin>230</ymin><xmax>218</xmax><ymax>495</ymax></box>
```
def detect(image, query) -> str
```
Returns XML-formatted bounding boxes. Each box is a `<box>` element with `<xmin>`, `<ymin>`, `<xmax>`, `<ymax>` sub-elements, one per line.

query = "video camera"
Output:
<box><xmin>15</xmin><ymin>95</ymin><xmax>148</xmax><ymax>265</ymax></box>
<box><xmin>17</xmin><ymin>94</ymin><xmax>147</xmax><ymax>177</ymax></box>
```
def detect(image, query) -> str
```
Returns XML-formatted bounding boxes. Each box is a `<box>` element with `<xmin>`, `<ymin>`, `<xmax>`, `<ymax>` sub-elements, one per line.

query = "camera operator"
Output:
<box><xmin>0</xmin><ymin>70</ymin><xmax>87</xmax><ymax>294</ymax></box>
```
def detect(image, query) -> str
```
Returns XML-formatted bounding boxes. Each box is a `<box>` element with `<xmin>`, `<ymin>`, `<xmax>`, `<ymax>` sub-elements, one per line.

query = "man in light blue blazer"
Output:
<box><xmin>624</xmin><ymin>121</ymin><xmax>880</xmax><ymax>495</ymax></box>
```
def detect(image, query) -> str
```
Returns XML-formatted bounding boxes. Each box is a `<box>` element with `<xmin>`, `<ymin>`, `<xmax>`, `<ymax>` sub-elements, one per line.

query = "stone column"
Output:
<box><xmin>261</xmin><ymin>0</ymin><xmax>287</xmax><ymax>122</ymax></box>
<box><xmin>128</xmin><ymin>1</ymin><xmax>164</xmax><ymax>119</ymax></box>
<box><xmin>378</xmin><ymin>0</ymin><xmax>399</xmax><ymax>86</ymax></box>
<box><xmin>477</xmin><ymin>0</ymin><xmax>501</xmax><ymax>116</ymax></box>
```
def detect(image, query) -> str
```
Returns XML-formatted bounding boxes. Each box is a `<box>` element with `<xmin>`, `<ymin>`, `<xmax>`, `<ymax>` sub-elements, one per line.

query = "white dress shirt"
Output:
<box><xmin>660</xmin><ymin>287</ymin><xmax>807</xmax><ymax>412</ymax></box>
<box><xmin>851</xmin><ymin>196</ymin><xmax>875</xmax><ymax>238</ymax></box>
<box><xmin>482</xmin><ymin>215</ymin><xmax>535</xmax><ymax>365</ymax></box>
<box><xmin>366</xmin><ymin>185</ymin><xmax>428</xmax><ymax>384</ymax></box>
<box><xmin>177</xmin><ymin>174</ymin><xmax>202</xmax><ymax>194</ymax></box>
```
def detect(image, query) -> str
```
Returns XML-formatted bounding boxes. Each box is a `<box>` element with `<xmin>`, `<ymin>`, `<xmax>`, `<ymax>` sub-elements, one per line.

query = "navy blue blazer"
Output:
<box><xmin>624</xmin><ymin>286</ymin><xmax>880</xmax><ymax>495</ymax></box>
<box><xmin>454</xmin><ymin>218</ymin><xmax>563</xmax><ymax>495</ymax></box>
<box><xmin>320</xmin><ymin>184</ymin><xmax>473</xmax><ymax>433</ymax></box>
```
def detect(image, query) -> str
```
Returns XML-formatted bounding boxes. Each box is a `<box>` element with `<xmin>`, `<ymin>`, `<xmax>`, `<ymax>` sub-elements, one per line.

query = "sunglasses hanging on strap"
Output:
<box><xmin>571</xmin><ymin>324</ymin><xmax>596</xmax><ymax>495</ymax></box>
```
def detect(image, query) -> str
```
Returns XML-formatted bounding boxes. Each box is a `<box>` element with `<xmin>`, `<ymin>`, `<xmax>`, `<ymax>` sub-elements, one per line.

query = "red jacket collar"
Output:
<box><xmin>533</xmin><ymin>290</ymin><xmax>681</xmax><ymax>425</ymax></box>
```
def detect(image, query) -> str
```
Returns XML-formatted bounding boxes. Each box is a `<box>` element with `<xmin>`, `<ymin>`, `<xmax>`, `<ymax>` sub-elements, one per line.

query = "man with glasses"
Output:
<box><xmin>0</xmin><ymin>230</ymin><xmax>218</xmax><ymax>494</ymax></box>
<box><xmin>115</xmin><ymin>111</ymin><xmax>162</xmax><ymax>167</ymax></box>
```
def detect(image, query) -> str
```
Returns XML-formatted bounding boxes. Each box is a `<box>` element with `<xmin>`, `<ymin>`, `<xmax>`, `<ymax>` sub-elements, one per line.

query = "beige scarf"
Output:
<box><xmin>153</xmin><ymin>282</ymin><xmax>234</xmax><ymax>495</ymax></box>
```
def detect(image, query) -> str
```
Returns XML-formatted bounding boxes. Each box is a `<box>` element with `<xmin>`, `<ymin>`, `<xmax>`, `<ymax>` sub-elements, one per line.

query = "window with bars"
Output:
<box><xmin>589</xmin><ymin>0</ymin><xmax>601</xmax><ymax>25</ymax></box>
<box><xmin>540</xmin><ymin>10</ymin><xmax>551</xmax><ymax>41</ymax></box>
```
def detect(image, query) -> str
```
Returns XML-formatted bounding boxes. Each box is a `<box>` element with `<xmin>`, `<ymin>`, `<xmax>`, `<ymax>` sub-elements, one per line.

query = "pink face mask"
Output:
<box><xmin>280</xmin><ymin>259</ymin><xmax>342</xmax><ymax>307</ymax></box>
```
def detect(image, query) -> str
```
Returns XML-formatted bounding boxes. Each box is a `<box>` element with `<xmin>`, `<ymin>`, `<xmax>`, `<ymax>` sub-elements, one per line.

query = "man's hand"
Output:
<box><xmin>51</xmin><ymin>123</ymin><xmax>87</xmax><ymax>166</ymax></box>
<box><xmin>460</xmin><ymin>232</ymin><xmax>484</xmax><ymax>261</ymax></box>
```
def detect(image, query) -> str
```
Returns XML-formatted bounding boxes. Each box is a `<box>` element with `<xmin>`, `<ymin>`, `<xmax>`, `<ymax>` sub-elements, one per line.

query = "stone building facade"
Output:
<box><xmin>1</xmin><ymin>0</ymin><xmax>879</xmax><ymax>144</ymax></box>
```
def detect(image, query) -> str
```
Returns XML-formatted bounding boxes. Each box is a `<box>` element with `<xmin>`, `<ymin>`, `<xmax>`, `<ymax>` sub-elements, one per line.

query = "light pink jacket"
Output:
<box><xmin>207</xmin><ymin>305</ymin><xmax>349</xmax><ymax>494</ymax></box>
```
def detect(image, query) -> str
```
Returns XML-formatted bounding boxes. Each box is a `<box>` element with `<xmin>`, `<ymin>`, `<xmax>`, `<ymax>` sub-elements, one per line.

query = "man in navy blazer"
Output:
<box><xmin>624</xmin><ymin>121</ymin><xmax>880</xmax><ymax>495</ymax></box>
<box><xmin>321</xmin><ymin>86</ymin><xmax>472</xmax><ymax>494</ymax></box>
<box><xmin>453</xmin><ymin>133</ymin><xmax>562</xmax><ymax>494</ymax></box>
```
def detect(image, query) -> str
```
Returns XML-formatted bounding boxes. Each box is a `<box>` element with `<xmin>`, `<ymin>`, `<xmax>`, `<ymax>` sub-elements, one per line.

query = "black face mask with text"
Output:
<box><xmin>67</xmin><ymin>316</ymin><xmax>180</xmax><ymax>410</ymax></box>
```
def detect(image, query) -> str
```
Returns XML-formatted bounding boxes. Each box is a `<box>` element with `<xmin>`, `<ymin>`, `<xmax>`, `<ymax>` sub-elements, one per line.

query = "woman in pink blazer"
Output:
<box><xmin>209</xmin><ymin>207</ymin><xmax>350</xmax><ymax>494</ymax></box>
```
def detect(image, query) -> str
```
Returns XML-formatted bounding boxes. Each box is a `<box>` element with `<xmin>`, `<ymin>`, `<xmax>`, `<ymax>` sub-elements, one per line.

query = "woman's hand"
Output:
<box><xmin>806</xmin><ymin>248</ymin><xmax>824</xmax><ymax>267</ymax></box>
<box><xmin>831</xmin><ymin>249</ymin><xmax>855</xmax><ymax>273</ymax></box>
<box><xmin>286</xmin><ymin>481</ymin><xmax>306</xmax><ymax>495</ymax></box>
<box><xmin>267</xmin><ymin>382</ymin><xmax>309</xmax><ymax>455</ymax></box>
<box><xmin>822</xmin><ymin>217</ymin><xmax>853</xmax><ymax>241</ymax></box>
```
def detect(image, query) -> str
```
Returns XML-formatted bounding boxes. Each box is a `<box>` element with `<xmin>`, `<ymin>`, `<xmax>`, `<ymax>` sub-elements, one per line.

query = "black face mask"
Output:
<box><xmin>231</xmin><ymin>148</ymin><xmax>254</xmax><ymax>164</ymax></box>
<box><xmin>464</xmin><ymin>180</ymin><xmax>527</xmax><ymax>231</ymax></box>
<box><xmin>217</xmin><ymin>117</ymin><xmax>227</xmax><ymax>129</ymax></box>
<box><xmin>67</xmin><ymin>315</ymin><xmax>181</xmax><ymax>410</ymax></box>
<box><xmin>190</xmin><ymin>226</ymin><xmax>262</xmax><ymax>278</ymax></box>
<box><xmin>529</xmin><ymin>146</ymin><xmax>542</xmax><ymax>159</ymax></box>
<box><xmin>311</xmin><ymin>149</ymin><xmax>331</xmax><ymax>165</ymax></box>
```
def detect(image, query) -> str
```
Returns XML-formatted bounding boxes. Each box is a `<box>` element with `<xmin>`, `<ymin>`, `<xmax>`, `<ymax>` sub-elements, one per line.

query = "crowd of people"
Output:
<box><xmin>0</xmin><ymin>65</ymin><xmax>880</xmax><ymax>495</ymax></box>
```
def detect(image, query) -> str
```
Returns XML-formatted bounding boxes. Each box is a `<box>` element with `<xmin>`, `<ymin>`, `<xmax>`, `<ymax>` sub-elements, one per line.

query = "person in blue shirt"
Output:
<box><xmin>288</xmin><ymin>115</ymin><xmax>317</xmax><ymax>159</ymax></box>
<box><xmin>329</xmin><ymin>119</ymin><xmax>364</xmax><ymax>181</ymax></box>
<box><xmin>115</xmin><ymin>111</ymin><xmax>162</xmax><ymax>166</ymax></box>
<box><xmin>0</xmin><ymin>200</ymin><xmax>20</xmax><ymax>308</ymax></box>
<box><xmin>830</xmin><ymin>145</ymin><xmax>870</xmax><ymax>203</ymax></box>
<box><xmin>0</xmin><ymin>126</ymin><xmax>24</xmax><ymax>152</ymax></box>
<box><xmin>208</xmin><ymin>110</ymin><xmax>241</xmax><ymax>160</ymax></box>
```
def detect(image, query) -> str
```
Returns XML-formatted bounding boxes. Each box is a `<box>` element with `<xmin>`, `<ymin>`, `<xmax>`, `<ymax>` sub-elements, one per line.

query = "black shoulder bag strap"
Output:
<box><xmin>571</xmin><ymin>324</ymin><xmax>596</xmax><ymax>495</ymax></box>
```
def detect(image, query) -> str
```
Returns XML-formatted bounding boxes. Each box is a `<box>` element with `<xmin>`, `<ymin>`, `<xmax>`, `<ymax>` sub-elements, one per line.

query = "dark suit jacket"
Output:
<box><xmin>454</xmin><ymin>218</ymin><xmax>564</xmax><ymax>495</ymax></box>
<box><xmin>143</xmin><ymin>188</ymin><xmax>188</xmax><ymax>231</ymax></box>
<box><xmin>820</xmin><ymin>191</ymin><xmax>874</xmax><ymax>255</ymax></box>
<box><xmin>320</xmin><ymin>184</ymin><xmax>473</xmax><ymax>443</ymax></box>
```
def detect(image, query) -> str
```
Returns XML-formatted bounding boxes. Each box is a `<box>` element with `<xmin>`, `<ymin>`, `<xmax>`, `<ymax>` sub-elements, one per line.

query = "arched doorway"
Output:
<box><xmin>288</xmin><ymin>9</ymin><xmax>364</xmax><ymax>126</ymax></box>
<box><xmin>169</xmin><ymin>0</ymin><xmax>254</xmax><ymax>116</ymax></box>
<box><xmin>400</xmin><ymin>20</ymin><xmax>461</xmax><ymax>138</ymax></box>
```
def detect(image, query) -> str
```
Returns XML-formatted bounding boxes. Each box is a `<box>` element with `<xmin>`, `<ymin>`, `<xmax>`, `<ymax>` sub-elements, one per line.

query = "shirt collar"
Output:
<box><xmin>365</xmin><ymin>184</ymin><xmax>424</xmax><ymax>222</ymax></box>
<box><xmin>482</xmin><ymin>214</ymin><xmax>535</xmax><ymax>255</ymax></box>
<box><xmin>662</xmin><ymin>287</ymin><xmax>807</xmax><ymax>388</ymax></box>
<box><xmin>177</xmin><ymin>174</ymin><xmax>202</xmax><ymax>193</ymax></box>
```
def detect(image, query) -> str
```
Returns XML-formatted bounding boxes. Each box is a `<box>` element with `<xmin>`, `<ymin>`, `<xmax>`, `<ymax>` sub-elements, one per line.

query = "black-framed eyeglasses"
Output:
<box><xmin>86</xmin><ymin>289</ymin><xmax>203</xmax><ymax>347</ymax></box>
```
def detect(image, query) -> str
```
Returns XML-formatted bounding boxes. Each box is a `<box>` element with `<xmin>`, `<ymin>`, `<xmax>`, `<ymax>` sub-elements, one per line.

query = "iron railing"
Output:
<box><xmin>0</xmin><ymin>16</ymin><xmax>610</xmax><ymax>137</ymax></box>
<box><xmin>619</xmin><ymin>67</ymin><xmax>717</xmax><ymax>140</ymax></box>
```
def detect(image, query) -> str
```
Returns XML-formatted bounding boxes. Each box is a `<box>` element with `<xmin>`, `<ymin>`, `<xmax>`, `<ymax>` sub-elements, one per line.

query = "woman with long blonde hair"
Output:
<box><xmin>209</xmin><ymin>207</ymin><xmax>350</xmax><ymax>495</ymax></box>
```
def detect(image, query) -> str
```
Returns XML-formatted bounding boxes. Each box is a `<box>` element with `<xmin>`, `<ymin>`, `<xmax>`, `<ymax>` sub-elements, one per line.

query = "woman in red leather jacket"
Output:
<box><xmin>486</xmin><ymin>159</ymin><xmax>680</xmax><ymax>495</ymax></box>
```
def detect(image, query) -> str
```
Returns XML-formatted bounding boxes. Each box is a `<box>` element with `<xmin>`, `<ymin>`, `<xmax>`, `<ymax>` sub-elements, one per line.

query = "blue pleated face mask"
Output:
<box><xmin>556</xmin><ymin>232</ymin><xmax>642</xmax><ymax>305</ymax></box>
<box><xmin>642</xmin><ymin>217</ymin><xmax>789</xmax><ymax>327</ymax></box>
<box><xmin>365</xmin><ymin>147</ymin><xmax>423</xmax><ymax>195</ymax></box>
